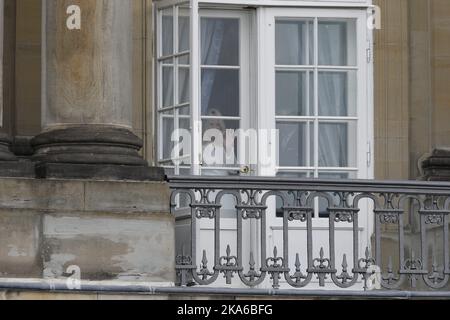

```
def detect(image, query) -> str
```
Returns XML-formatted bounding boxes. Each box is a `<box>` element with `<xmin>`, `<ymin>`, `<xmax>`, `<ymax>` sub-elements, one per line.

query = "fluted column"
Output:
<box><xmin>32</xmin><ymin>0</ymin><xmax>162</xmax><ymax>180</ymax></box>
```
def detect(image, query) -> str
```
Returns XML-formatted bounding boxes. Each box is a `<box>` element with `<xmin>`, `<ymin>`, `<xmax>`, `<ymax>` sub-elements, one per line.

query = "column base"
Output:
<box><xmin>35</xmin><ymin>163</ymin><xmax>165</xmax><ymax>181</ymax></box>
<box><xmin>421</xmin><ymin>148</ymin><xmax>450</xmax><ymax>181</ymax></box>
<box><xmin>0</xmin><ymin>134</ymin><xmax>35</xmax><ymax>178</ymax></box>
<box><xmin>0</xmin><ymin>161</ymin><xmax>35</xmax><ymax>178</ymax></box>
<box><xmin>0</xmin><ymin>133</ymin><xmax>17</xmax><ymax>161</ymax></box>
<box><xmin>31</xmin><ymin>126</ymin><xmax>164</xmax><ymax>181</ymax></box>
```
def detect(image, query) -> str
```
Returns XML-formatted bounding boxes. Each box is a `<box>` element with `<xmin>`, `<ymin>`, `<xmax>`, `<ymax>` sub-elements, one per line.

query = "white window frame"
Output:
<box><xmin>154</xmin><ymin>0</ymin><xmax>374</xmax><ymax>180</ymax></box>
<box><xmin>258</xmin><ymin>7</ymin><xmax>373</xmax><ymax>182</ymax></box>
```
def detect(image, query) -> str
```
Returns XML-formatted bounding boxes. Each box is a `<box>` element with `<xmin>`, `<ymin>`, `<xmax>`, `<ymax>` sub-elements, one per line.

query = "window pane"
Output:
<box><xmin>162</xmin><ymin>64</ymin><xmax>174</xmax><ymax>107</ymax></box>
<box><xmin>179</xmin><ymin>118</ymin><xmax>191</xmax><ymax>165</ymax></box>
<box><xmin>277</xmin><ymin>122</ymin><xmax>313</xmax><ymax>167</ymax></box>
<box><xmin>318</xmin><ymin>71</ymin><xmax>356</xmax><ymax>117</ymax></box>
<box><xmin>179</xmin><ymin>54</ymin><xmax>190</xmax><ymax>65</ymax></box>
<box><xmin>276</xmin><ymin>71</ymin><xmax>312</xmax><ymax>116</ymax></box>
<box><xmin>161</xmin><ymin>8</ymin><xmax>173</xmax><ymax>56</ymax></box>
<box><xmin>318</xmin><ymin>20</ymin><xmax>356</xmax><ymax>66</ymax></box>
<box><xmin>178</xmin><ymin>10</ymin><xmax>190</xmax><ymax>52</ymax></box>
<box><xmin>319</xmin><ymin>123</ymin><xmax>356</xmax><ymax>167</ymax></box>
<box><xmin>276</xmin><ymin>19</ymin><xmax>313</xmax><ymax>65</ymax></box>
<box><xmin>201</xmin><ymin>18</ymin><xmax>239</xmax><ymax>66</ymax></box>
<box><xmin>277</xmin><ymin>171</ymin><xmax>311</xmax><ymax>178</ymax></box>
<box><xmin>202</xmin><ymin>119</ymin><xmax>239</xmax><ymax>167</ymax></box>
<box><xmin>162</xmin><ymin>114</ymin><xmax>174</xmax><ymax>160</ymax></box>
<box><xmin>179</xmin><ymin>67</ymin><xmax>190</xmax><ymax>104</ymax></box>
<box><xmin>179</xmin><ymin>106</ymin><xmax>190</xmax><ymax>116</ymax></box>
<box><xmin>201</xmin><ymin>69</ymin><xmax>239</xmax><ymax>117</ymax></box>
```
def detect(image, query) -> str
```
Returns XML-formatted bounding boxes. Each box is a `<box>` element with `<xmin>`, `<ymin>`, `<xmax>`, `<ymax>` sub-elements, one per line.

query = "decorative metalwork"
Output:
<box><xmin>290</xmin><ymin>253</ymin><xmax>307</xmax><ymax>284</ymax></box>
<box><xmin>336</xmin><ymin>254</ymin><xmax>353</xmax><ymax>284</ymax></box>
<box><xmin>382</xmin><ymin>256</ymin><xmax>399</xmax><ymax>285</ymax></box>
<box><xmin>218</xmin><ymin>245</ymin><xmax>241</xmax><ymax>284</ymax></box>
<box><xmin>311</xmin><ymin>248</ymin><xmax>335</xmax><ymax>287</ymax></box>
<box><xmin>287</xmin><ymin>208</ymin><xmax>310</xmax><ymax>222</ymax></box>
<box><xmin>379</xmin><ymin>212</ymin><xmax>400</xmax><ymax>224</ymax></box>
<box><xmin>198</xmin><ymin>250</ymin><xmax>214</xmax><ymax>281</ymax></box>
<box><xmin>239</xmin><ymin>190</ymin><xmax>265</xmax><ymax>220</ymax></box>
<box><xmin>175</xmin><ymin>246</ymin><xmax>195</xmax><ymax>287</ymax></box>
<box><xmin>424</xmin><ymin>214</ymin><xmax>444</xmax><ymax>225</ymax></box>
<box><xmin>243</xmin><ymin>252</ymin><xmax>260</xmax><ymax>282</ymax></box>
<box><xmin>402</xmin><ymin>251</ymin><xmax>424</xmax><ymax>288</ymax></box>
<box><xmin>169</xmin><ymin>175</ymin><xmax>450</xmax><ymax>291</ymax></box>
<box><xmin>262</xmin><ymin>247</ymin><xmax>289</xmax><ymax>289</ymax></box>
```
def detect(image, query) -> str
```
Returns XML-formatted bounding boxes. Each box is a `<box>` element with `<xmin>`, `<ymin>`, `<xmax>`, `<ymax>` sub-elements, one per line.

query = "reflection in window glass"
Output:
<box><xmin>201</xmin><ymin>69</ymin><xmax>240</xmax><ymax>117</ymax></box>
<box><xmin>162</xmin><ymin>64</ymin><xmax>174</xmax><ymax>107</ymax></box>
<box><xmin>179</xmin><ymin>67</ymin><xmax>190</xmax><ymax>104</ymax></box>
<box><xmin>162</xmin><ymin>8</ymin><xmax>173</xmax><ymax>56</ymax></box>
<box><xmin>277</xmin><ymin>122</ymin><xmax>313</xmax><ymax>167</ymax></box>
<box><xmin>162</xmin><ymin>113</ymin><xmax>174</xmax><ymax>160</ymax></box>
<box><xmin>318</xmin><ymin>20</ymin><xmax>356</xmax><ymax>66</ymax></box>
<box><xmin>201</xmin><ymin>18</ymin><xmax>239</xmax><ymax>66</ymax></box>
<box><xmin>276</xmin><ymin>19</ymin><xmax>313</xmax><ymax>65</ymax></box>
<box><xmin>178</xmin><ymin>12</ymin><xmax>190</xmax><ymax>52</ymax></box>
<box><xmin>276</xmin><ymin>71</ymin><xmax>313</xmax><ymax>116</ymax></box>
<box><xmin>318</xmin><ymin>71</ymin><xmax>357</xmax><ymax>117</ymax></box>
<box><xmin>319</xmin><ymin>123</ymin><xmax>354</xmax><ymax>168</ymax></box>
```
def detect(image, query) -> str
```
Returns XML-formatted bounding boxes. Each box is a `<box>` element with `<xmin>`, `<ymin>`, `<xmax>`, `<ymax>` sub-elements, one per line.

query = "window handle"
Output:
<box><xmin>240</xmin><ymin>166</ymin><xmax>252</xmax><ymax>175</ymax></box>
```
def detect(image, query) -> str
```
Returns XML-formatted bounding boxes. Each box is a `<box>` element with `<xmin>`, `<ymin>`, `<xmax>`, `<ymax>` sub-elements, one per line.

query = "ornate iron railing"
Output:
<box><xmin>168</xmin><ymin>176</ymin><xmax>450</xmax><ymax>291</ymax></box>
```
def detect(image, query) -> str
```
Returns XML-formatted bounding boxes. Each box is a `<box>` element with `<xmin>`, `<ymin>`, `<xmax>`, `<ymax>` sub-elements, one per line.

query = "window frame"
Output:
<box><xmin>257</xmin><ymin>7</ymin><xmax>373</xmax><ymax>181</ymax></box>
<box><xmin>154</xmin><ymin>1</ymin><xmax>374</xmax><ymax>181</ymax></box>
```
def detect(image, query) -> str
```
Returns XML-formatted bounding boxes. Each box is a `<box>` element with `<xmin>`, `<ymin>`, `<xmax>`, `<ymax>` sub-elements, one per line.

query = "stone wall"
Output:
<box><xmin>0</xmin><ymin>177</ymin><xmax>174</xmax><ymax>283</ymax></box>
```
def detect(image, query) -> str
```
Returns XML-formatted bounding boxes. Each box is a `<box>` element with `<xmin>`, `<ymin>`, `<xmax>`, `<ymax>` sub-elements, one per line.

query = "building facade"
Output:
<box><xmin>0</xmin><ymin>0</ymin><xmax>449</xmax><ymax>298</ymax></box>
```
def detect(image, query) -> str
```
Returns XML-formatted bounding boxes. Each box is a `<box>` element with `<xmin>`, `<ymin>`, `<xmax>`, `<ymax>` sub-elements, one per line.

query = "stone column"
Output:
<box><xmin>0</xmin><ymin>0</ymin><xmax>34</xmax><ymax>177</ymax></box>
<box><xmin>32</xmin><ymin>0</ymin><xmax>162</xmax><ymax>180</ymax></box>
<box><xmin>0</xmin><ymin>0</ymin><xmax>15</xmax><ymax>162</ymax></box>
<box><xmin>421</xmin><ymin>148</ymin><xmax>450</xmax><ymax>181</ymax></box>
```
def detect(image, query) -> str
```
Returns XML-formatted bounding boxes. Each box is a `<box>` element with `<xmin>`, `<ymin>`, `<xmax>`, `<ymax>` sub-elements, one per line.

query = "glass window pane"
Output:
<box><xmin>276</xmin><ymin>19</ymin><xmax>313</xmax><ymax>65</ymax></box>
<box><xmin>162</xmin><ymin>64</ymin><xmax>174</xmax><ymax>107</ymax></box>
<box><xmin>277</xmin><ymin>122</ymin><xmax>313</xmax><ymax>167</ymax></box>
<box><xmin>162</xmin><ymin>113</ymin><xmax>174</xmax><ymax>160</ymax></box>
<box><xmin>318</xmin><ymin>20</ymin><xmax>356</xmax><ymax>66</ymax></box>
<box><xmin>179</xmin><ymin>67</ymin><xmax>190</xmax><ymax>104</ymax></box>
<box><xmin>179</xmin><ymin>54</ymin><xmax>190</xmax><ymax>65</ymax></box>
<box><xmin>318</xmin><ymin>71</ymin><xmax>357</xmax><ymax>117</ymax></box>
<box><xmin>277</xmin><ymin>171</ymin><xmax>312</xmax><ymax>178</ymax></box>
<box><xmin>201</xmin><ymin>18</ymin><xmax>239</xmax><ymax>66</ymax></box>
<box><xmin>178</xmin><ymin>118</ymin><xmax>191</xmax><ymax>165</ymax></box>
<box><xmin>178</xmin><ymin>10</ymin><xmax>190</xmax><ymax>52</ymax></box>
<box><xmin>202</xmin><ymin>120</ymin><xmax>240</xmax><ymax>168</ymax></box>
<box><xmin>201</xmin><ymin>69</ymin><xmax>239</xmax><ymax>117</ymax></box>
<box><xmin>276</xmin><ymin>71</ymin><xmax>312</xmax><ymax>116</ymax></box>
<box><xmin>161</xmin><ymin>8</ymin><xmax>173</xmax><ymax>56</ymax></box>
<box><xmin>179</xmin><ymin>106</ymin><xmax>190</xmax><ymax>116</ymax></box>
<box><xmin>318</xmin><ymin>122</ymin><xmax>356</xmax><ymax>167</ymax></box>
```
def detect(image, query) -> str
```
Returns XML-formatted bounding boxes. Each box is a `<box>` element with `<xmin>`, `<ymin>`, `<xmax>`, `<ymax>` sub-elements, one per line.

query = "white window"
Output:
<box><xmin>155</xmin><ymin>0</ymin><xmax>373</xmax><ymax>181</ymax></box>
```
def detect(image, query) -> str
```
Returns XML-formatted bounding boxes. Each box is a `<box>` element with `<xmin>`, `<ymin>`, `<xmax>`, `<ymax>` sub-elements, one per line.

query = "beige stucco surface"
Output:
<box><xmin>0</xmin><ymin>178</ymin><xmax>175</xmax><ymax>283</ymax></box>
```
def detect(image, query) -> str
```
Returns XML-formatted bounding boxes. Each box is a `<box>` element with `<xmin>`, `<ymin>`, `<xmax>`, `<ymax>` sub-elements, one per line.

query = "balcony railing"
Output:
<box><xmin>168</xmin><ymin>176</ymin><xmax>450</xmax><ymax>292</ymax></box>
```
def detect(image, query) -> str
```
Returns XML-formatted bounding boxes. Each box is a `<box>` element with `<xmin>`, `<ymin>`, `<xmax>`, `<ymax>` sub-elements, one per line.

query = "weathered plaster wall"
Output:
<box><xmin>0</xmin><ymin>178</ymin><xmax>174</xmax><ymax>282</ymax></box>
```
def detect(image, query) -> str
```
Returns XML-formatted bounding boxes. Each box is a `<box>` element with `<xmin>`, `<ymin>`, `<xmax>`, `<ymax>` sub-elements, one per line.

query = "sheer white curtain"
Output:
<box><xmin>318</xmin><ymin>22</ymin><xmax>349</xmax><ymax>168</ymax></box>
<box><xmin>201</xmin><ymin>19</ymin><xmax>226</xmax><ymax>115</ymax></box>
